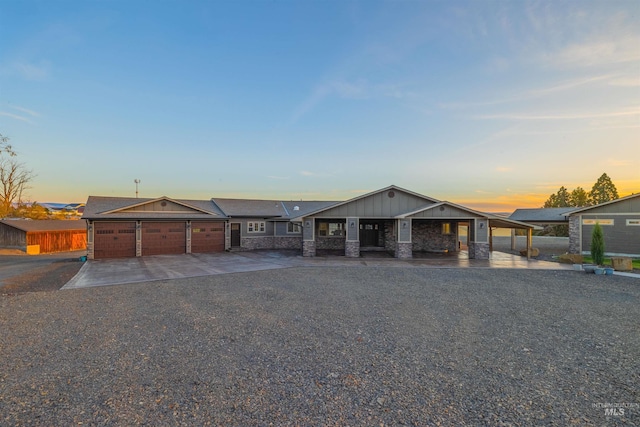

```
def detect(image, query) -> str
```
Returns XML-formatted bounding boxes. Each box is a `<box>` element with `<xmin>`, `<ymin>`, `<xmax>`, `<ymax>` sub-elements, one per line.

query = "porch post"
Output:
<box><xmin>395</xmin><ymin>218</ymin><xmax>412</xmax><ymax>258</ymax></box>
<box><xmin>345</xmin><ymin>217</ymin><xmax>360</xmax><ymax>257</ymax></box>
<box><xmin>527</xmin><ymin>228</ymin><xmax>532</xmax><ymax>260</ymax></box>
<box><xmin>302</xmin><ymin>217</ymin><xmax>316</xmax><ymax>257</ymax></box>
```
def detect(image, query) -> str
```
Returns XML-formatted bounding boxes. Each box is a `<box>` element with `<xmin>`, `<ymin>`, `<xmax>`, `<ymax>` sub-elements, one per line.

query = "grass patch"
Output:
<box><xmin>581</xmin><ymin>256</ymin><xmax>640</xmax><ymax>269</ymax></box>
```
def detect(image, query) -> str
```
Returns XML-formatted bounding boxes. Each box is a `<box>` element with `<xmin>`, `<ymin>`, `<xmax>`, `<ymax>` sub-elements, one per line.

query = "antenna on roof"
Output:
<box><xmin>134</xmin><ymin>179</ymin><xmax>141</xmax><ymax>198</ymax></box>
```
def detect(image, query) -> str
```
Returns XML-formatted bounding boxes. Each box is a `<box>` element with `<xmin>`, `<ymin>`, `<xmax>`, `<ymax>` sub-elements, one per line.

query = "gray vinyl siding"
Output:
<box><xmin>410</xmin><ymin>205</ymin><xmax>479</xmax><ymax>219</ymax></box>
<box><xmin>578</xmin><ymin>197</ymin><xmax>640</xmax><ymax>215</ymax></box>
<box><xmin>580</xmin><ymin>214</ymin><xmax>640</xmax><ymax>255</ymax></box>
<box><xmin>399</xmin><ymin>220</ymin><xmax>411</xmax><ymax>242</ymax></box>
<box><xmin>347</xmin><ymin>217</ymin><xmax>358</xmax><ymax>241</ymax></box>
<box><xmin>275</xmin><ymin>221</ymin><xmax>302</xmax><ymax>236</ymax></box>
<box><xmin>302</xmin><ymin>218</ymin><xmax>314</xmax><ymax>240</ymax></box>
<box><xmin>312</xmin><ymin>191</ymin><xmax>434</xmax><ymax>218</ymax></box>
<box><xmin>237</xmin><ymin>219</ymin><xmax>273</xmax><ymax>237</ymax></box>
<box><xmin>475</xmin><ymin>219</ymin><xmax>489</xmax><ymax>242</ymax></box>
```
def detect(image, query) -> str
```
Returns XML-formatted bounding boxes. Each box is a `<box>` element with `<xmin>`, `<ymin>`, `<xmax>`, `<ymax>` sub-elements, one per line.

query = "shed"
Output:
<box><xmin>0</xmin><ymin>220</ymin><xmax>87</xmax><ymax>254</ymax></box>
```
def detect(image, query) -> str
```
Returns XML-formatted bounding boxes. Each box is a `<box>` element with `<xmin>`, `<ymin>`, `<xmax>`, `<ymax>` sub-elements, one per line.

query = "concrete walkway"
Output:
<box><xmin>62</xmin><ymin>250</ymin><xmax>575</xmax><ymax>290</ymax></box>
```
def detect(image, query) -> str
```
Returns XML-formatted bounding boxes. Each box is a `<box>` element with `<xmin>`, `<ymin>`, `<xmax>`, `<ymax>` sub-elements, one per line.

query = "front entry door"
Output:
<box><xmin>360</xmin><ymin>222</ymin><xmax>380</xmax><ymax>247</ymax></box>
<box><xmin>231</xmin><ymin>223</ymin><xmax>241</xmax><ymax>247</ymax></box>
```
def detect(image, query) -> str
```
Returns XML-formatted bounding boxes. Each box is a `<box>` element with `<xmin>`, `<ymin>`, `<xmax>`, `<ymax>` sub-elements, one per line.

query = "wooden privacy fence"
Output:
<box><xmin>26</xmin><ymin>230</ymin><xmax>87</xmax><ymax>253</ymax></box>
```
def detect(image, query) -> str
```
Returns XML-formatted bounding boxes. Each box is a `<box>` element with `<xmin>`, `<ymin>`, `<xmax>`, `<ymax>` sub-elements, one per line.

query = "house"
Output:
<box><xmin>568</xmin><ymin>193</ymin><xmax>640</xmax><ymax>257</ymax></box>
<box><xmin>82</xmin><ymin>185</ymin><xmax>537</xmax><ymax>260</ymax></box>
<box><xmin>0</xmin><ymin>220</ymin><xmax>87</xmax><ymax>254</ymax></box>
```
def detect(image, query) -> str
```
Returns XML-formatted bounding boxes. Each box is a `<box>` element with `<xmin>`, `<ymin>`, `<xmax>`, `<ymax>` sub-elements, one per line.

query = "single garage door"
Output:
<box><xmin>142</xmin><ymin>221</ymin><xmax>186</xmax><ymax>256</ymax></box>
<box><xmin>191</xmin><ymin>221</ymin><xmax>225</xmax><ymax>253</ymax></box>
<box><xmin>94</xmin><ymin>222</ymin><xmax>136</xmax><ymax>259</ymax></box>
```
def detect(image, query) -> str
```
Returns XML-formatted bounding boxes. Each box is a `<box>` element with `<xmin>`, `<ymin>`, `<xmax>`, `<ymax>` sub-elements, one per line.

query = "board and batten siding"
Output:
<box><xmin>580</xmin><ymin>213</ymin><xmax>640</xmax><ymax>256</ymax></box>
<box><xmin>312</xmin><ymin>190</ymin><xmax>435</xmax><ymax>218</ymax></box>
<box><xmin>0</xmin><ymin>223</ymin><xmax>26</xmax><ymax>249</ymax></box>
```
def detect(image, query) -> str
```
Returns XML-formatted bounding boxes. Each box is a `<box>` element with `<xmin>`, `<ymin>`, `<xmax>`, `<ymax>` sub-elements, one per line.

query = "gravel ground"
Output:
<box><xmin>0</xmin><ymin>260</ymin><xmax>83</xmax><ymax>294</ymax></box>
<box><xmin>1</xmin><ymin>267</ymin><xmax>638</xmax><ymax>426</ymax></box>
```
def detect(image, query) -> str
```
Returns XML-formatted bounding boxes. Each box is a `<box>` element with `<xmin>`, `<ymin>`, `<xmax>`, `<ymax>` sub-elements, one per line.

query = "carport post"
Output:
<box><xmin>511</xmin><ymin>229</ymin><xmax>516</xmax><ymax>251</ymax></box>
<box><xmin>527</xmin><ymin>228</ymin><xmax>532</xmax><ymax>260</ymax></box>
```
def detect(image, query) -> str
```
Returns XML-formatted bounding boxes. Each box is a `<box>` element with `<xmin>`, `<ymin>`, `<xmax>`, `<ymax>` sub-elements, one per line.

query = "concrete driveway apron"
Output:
<box><xmin>62</xmin><ymin>250</ymin><xmax>573</xmax><ymax>290</ymax></box>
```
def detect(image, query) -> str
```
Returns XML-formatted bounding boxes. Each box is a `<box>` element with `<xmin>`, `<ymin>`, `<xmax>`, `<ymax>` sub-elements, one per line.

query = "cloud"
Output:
<box><xmin>1</xmin><ymin>60</ymin><xmax>51</xmax><ymax>80</ymax></box>
<box><xmin>290</xmin><ymin>79</ymin><xmax>415</xmax><ymax>124</ymax></box>
<box><xmin>0</xmin><ymin>111</ymin><xmax>33</xmax><ymax>123</ymax></box>
<box><xmin>10</xmin><ymin>105</ymin><xmax>41</xmax><ymax>117</ymax></box>
<box><xmin>473</xmin><ymin>108</ymin><xmax>639</xmax><ymax>121</ymax></box>
<box><xmin>544</xmin><ymin>37</ymin><xmax>640</xmax><ymax>69</ymax></box>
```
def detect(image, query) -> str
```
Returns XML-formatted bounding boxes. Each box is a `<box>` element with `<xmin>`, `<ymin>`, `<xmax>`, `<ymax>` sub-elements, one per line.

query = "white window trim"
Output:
<box><xmin>582</xmin><ymin>219</ymin><xmax>614</xmax><ymax>226</ymax></box>
<box><xmin>247</xmin><ymin>221</ymin><xmax>266</xmax><ymax>233</ymax></box>
<box><xmin>287</xmin><ymin>222</ymin><xmax>302</xmax><ymax>234</ymax></box>
<box><xmin>626</xmin><ymin>219</ymin><xmax>640</xmax><ymax>226</ymax></box>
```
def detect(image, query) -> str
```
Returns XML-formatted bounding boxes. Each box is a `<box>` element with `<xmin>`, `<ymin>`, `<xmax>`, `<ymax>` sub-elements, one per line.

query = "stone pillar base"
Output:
<box><xmin>469</xmin><ymin>242</ymin><xmax>490</xmax><ymax>259</ymax></box>
<box><xmin>345</xmin><ymin>241</ymin><xmax>360</xmax><ymax>257</ymax></box>
<box><xmin>303</xmin><ymin>240</ymin><xmax>316</xmax><ymax>257</ymax></box>
<box><xmin>395</xmin><ymin>242</ymin><xmax>413</xmax><ymax>259</ymax></box>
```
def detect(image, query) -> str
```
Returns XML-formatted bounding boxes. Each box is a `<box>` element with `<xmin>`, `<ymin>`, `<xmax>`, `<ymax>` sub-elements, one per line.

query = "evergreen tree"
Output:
<box><xmin>590</xmin><ymin>222</ymin><xmax>605</xmax><ymax>265</ymax></box>
<box><xmin>569</xmin><ymin>187</ymin><xmax>589</xmax><ymax>207</ymax></box>
<box><xmin>589</xmin><ymin>173</ymin><xmax>618</xmax><ymax>205</ymax></box>
<box><xmin>543</xmin><ymin>186</ymin><xmax>571</xmax><ymax>208</ymax></box>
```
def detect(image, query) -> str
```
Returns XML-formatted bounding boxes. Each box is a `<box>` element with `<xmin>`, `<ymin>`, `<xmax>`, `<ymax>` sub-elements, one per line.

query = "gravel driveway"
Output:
<box><xmin>1</xmin><ymin>267</ymin><xmax>638</xmax><ymax>426</ymax></box>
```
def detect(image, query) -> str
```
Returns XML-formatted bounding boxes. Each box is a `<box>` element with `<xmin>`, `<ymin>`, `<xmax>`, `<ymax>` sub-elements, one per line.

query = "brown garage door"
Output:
<box><xmin>142</xmin><ymin>221</ymin><xmax>186</xmax><ymax>256</ymax></box>
<box><xmin>191</xmin><ymin>221</ymin><xmax>225</xmax><ymax>253</ymax></box>
<box><xmin>94</xmin><ymin>222</ymin><xmax>136</xmax><ymax>259</ymax></box>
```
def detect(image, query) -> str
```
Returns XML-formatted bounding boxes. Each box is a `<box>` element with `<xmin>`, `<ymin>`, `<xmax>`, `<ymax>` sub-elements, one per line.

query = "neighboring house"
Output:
<box><xmin>0</xmin><ymin>220</ymin><xmax>87</xmax><ymax>254</ymax></box>
<box><xmin>82</xmin><ymin>185</ymin><xmax>537</xmax><ymax>260</ymax></box>
<box><xmin>568</xmin><ymin>193</ymin><xmax>640</xmax><ymax>257</ymax></box>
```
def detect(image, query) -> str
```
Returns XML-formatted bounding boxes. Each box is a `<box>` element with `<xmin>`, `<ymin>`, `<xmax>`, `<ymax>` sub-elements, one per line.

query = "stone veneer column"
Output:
<box><xmin>135</xmin><ymin>221</ymin><xmax>142</xmax><ymax>257</ymax></box>
<box><xmin>345</xmin><ymin>240</ymin><xmax>360</xmax><ymax>257</ymax></box>
<box><xmin>303</xmin><ymin>240</ymin><xmax>316</xmax><ymax>257</ymax></box>
<box><xmin>395</xmin><ymin>242</ymin><xmax>413</xmax><ymax>258</ymax></box>
<box><xmin>568</xmin><ymin>215</ymin><xmax>581</xmax><ymax>254</ymax></box>
<box><xmin>469</xmin><ymin>242</ymin><xmax>490</xmax><ymax>259</ymax></box>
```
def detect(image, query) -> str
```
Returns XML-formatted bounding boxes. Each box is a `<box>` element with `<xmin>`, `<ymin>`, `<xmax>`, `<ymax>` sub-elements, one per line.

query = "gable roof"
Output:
<box><xmin>291</xmin><ymin>185</ymin><xmax>439</xmax><ymax>220</ymax></box>
<box><xmin>567</xmin><ymin>192</ymin><xmax>640</xmax><ymax>215</ymax></box>
<box><xmin>509</xmin><ymin>207</ymin><xmax>573</xmax><ymax>223</ymax></box>
<box><xmin>0</xmin><ymin>219</ymin><xmax>87</xmax><ymax>232</ymax></box>
<box><xmin>400</xmin><ymin>201</ymin><xmax>539</xmax><ymax>229</ymax></box>
<box><xmin>83</xmin><ymin>196</ymin><xmax>226</xmax><ymax>220</ymax></box>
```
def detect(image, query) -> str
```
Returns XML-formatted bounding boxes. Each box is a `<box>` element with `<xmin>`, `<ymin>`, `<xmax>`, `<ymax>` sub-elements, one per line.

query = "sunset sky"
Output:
<box><xmin>1</xmin><ymin>0</ymin><xmax>638</xmax><ymax>212</ymax></box>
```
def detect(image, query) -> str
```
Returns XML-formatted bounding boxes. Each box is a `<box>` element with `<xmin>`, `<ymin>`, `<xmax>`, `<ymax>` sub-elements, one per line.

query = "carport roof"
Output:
<box><xmin>509</xmin><ymin>207</ymin><xmax>573</xmax><ymax>223</ymax></box>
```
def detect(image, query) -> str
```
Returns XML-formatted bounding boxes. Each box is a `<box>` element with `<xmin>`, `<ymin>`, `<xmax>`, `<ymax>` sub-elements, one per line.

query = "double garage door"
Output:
<box><xmin>94</xmin><ymin>221</ymin><xmax>224</xmax><ymax>259</ymax></box>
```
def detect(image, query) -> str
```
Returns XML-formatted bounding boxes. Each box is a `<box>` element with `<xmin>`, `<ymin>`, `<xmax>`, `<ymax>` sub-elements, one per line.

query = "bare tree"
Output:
<box><xmin>0</xmin><ymin>134</ymin><xmax>34</xmax><ymax>217</ymax></box>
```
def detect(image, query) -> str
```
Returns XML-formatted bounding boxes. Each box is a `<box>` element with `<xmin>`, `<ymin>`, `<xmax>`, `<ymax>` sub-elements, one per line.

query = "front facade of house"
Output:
<box><xmin>83</xmin><ymin>185</ymin><xmax>535</xmax><ymax>260</ymax></box>
<box><xmin>568</xmin><ymin>193</ymin><xmax>640</xmax><ymax>257</ymax></box>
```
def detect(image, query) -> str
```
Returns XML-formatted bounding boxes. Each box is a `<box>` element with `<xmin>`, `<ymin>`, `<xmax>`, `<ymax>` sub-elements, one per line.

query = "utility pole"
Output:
<box><xmin>134</xmin><ymin>179</ymin><xmax>141</xmax><ymax>198</ymax></box>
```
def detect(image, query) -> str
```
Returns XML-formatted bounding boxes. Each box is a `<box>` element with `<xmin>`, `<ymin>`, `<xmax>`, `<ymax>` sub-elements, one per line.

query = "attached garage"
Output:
<box><xmin>142</xmin><ymin>221</ymin><xmax>186</xmax><ymax>256</ymax></box>
<box><xmin>94</xmin><ymin>222</ymin><xmax>136</xmax><ymax>259</ymax></box>
<box><xmin>83</xmin><ymin>196</ymin><xmax>229</xmax><ymax>260</ymax></box>
<box><xmin>191</xmin><ymin>221</ymin><xmax>225</xmax><ymax>253</ymax></box>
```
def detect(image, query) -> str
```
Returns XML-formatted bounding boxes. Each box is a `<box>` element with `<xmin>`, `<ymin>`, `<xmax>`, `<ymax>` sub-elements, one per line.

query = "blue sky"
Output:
<box><xmin>1</xmin><ymin>0</ymin><xmax>638</xmax><ymax>211</ymax></box>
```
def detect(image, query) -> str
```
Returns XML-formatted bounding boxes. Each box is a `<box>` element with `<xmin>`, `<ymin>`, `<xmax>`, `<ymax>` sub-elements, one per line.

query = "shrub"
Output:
<box><xmin>591</xmin><ymin>222</ymin><xmax>605</xmax><ymax>265</ymax></box>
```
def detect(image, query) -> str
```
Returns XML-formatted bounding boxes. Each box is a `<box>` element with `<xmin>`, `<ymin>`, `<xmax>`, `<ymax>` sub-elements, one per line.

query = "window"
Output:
<box><xmin>582</xmin><ymin>219</ymin><xmax>614</xmax><ymax>226</ymax></box>
<box><xmin>247</xmin><ymin>221</ymin><xmax>266</xmax><ymax>233</ymax></box>
<box><xmin>287</xmin><ymin>222</ymin><xmax>301</xmax><ymax>233</ymax></box>
<box><xmin>318</xmin><ymin>221</ymin><xmax>345</xmax><ymax>237</ymax></box>
<box><xmin>627</xmin><ymin>219</ymin><xmax>640</xmax><ymax>226</ymax></box>
<box><xmin>442</xmin><ymin>223</ymin><xmax>451</xmax><ymax>234</ymax></box>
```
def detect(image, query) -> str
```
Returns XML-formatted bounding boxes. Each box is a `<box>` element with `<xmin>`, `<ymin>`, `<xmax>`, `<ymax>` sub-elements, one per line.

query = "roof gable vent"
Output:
<box><xmin>293</xmin><ymin>206</ymin><xmax>300</xmax><ymax>211</ymax></box>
